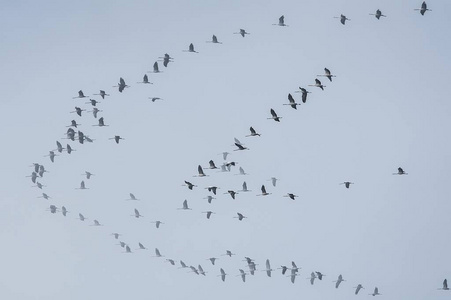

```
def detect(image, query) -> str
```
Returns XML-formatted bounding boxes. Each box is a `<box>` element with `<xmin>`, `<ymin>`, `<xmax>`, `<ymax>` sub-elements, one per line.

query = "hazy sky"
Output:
<box><xmin>1</xmin><ymin>0</ymin><xmax>451</xmax><ymax>299</ymax></box>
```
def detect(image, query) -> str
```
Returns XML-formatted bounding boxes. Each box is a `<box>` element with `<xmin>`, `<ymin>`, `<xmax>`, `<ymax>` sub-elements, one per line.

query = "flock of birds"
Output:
<box><xmin>27</xmin><ymin>2</ymin><xmax>447</xmax><ymax>297</ymax></box>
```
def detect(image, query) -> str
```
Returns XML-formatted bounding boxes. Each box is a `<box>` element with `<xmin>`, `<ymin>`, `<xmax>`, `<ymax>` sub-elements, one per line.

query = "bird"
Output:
<box><xmin>202</xmin><ymin>211</ymin><xmax>215</xmax><ymax>219</ymax></box>
<box><xmin>238</xmin><ymin>269</ymin><xmax>247</xmax><ymax>282</ymax></box>
<box><xmin>219</xmin><ymin>268</ymin><xmax>227</xmax><ymax>282</ymax></box>
<box><xmin>189</xmin><ymin>266</ymin><xmax>199</xmax><ymax>275</ymax></box>
<box><xmin>257</xmin><ymin>185</ymin><xmax>271</xmax><ymax>196</ymax></box>
<box><xmin>183</xmin><ymin>180</ymin><xmax>197</xmax><ymax>190</ymax></box>
<box><xmin>283</xmin><ymin>193</ymin><xmax>298</xmax><ymax>200</ymax></box>
<box><xmin>73</xmin><ymin>90</ymin><xmax>88</xmax><ymax>99</ymax></box>
<box><xmin>234</xmin><ymin>143</ymin><xmax>249</xmax><ymax>151</ymax></box>
<box><xmin>264</xmin><ymin>259</ymin><xmax>273</xmax><ymax>277</ymax></box>
<box><xmin>92</xmin><ymin>220</ymin><xmax>102</xmax><ymax>226</ymax></box>
<box><xmin>55</xmin><ymin>141</ymin><xmax>64</xmax><ymax>153</ymax></box>
<box><xmin>206</xmin><ymin>160</ymin><xmax>218</xmax><ymax>169</ymax></box>
<box><xmin>83</xmin><ymin>171</ymin><xmax>94</xmax><ymax>179</ymax></box>
<box><xmin>27</xmin><ymin>172</ymin><xmax>38</xmax><ymax>184</ymax></box>
<box><xmin>93</xmin><ymin>90</ymin><xmax>109</xmax><ymax>99</ymax></box>
<box><xmin>273</xmin><ymin>15</ymin><xmax>287</xmax><ymax>26</ymax></box>
<box><xmin>370</xmin><ymin>9</ymin><xmax>386</xmax><ymax>19</ymax></box>
<box><xmin>45</xmin><ymin>151</ymin><xmax>57</xmax><ymax>163</ymax></box>
<box><xmin>109</xmin><ymin>135</ymin><xmax>125</xmax><ymax>144</ymax></box>
<box><xmin>340</xmin><ymin>181</ymin><xmax>354</xmax><ymax>188</ymax></box>
<box><xmin>114</xmin><ymin>77</ymin><xmax>129</xmax><ymax>92</ymax></box>
<box><xmin>225</xmin><ymin>190</ymin><xmax>238</xmax><ymax>199</ymax></box>
<box><xmin>207</xmin><ymin>35</ymin><xmax>222</xmax><ymax>44</ymax></box>
<box><xmin>354</xmin><ymin>284</ymin><xmax>364</xmax><ymax>295</ymax></box>
<box><xmin>268</xmin><ymin>109</ymin><xmax>281</xmax><ymax>122</ymax></box>
<box><xmin>38</xmin><ymin>192</ymin><xmax>50</xmax><ymax>200</ymax></box>
<box><xmin>151</xmin><ymin>62</ymin><xmax>161</xmax><ymax>74</ymax></box>
<box><xmin>138</xmin><ymin>74</ymin><xmax>153</xmax><ymax>84</ymax></box>
<box><xmin>370</xmin><ymin>287</ymin><xmax>381</xmax><ymax>296</ymax></box>
<box><xmin>393</xmin><ymin>167</ymin><xmax>408</xmax><ymax>175</ymax></box>
<box><xmin>237</xmin><ymin>166</ymin><xmax>248</xmax><ymax>175</ymax></box>
<box><xmin>85</xmin><ymin>99</ymin><xmax>100</xmax><ymax>106</ymax></box>
<box><xmin>125</xmin><ymin>245</ymin><xmax>132</xmax><ymax>253</ymax></box>
<box><xmin>248</xmin><ymin>261</ymin><xmax>257</xmax><ymax>275</ymax></box>
<box><xmin>223</xmin><ymin>250</ymin><xmax>235</xmax><ymax>257</ymax></box>
<box><xmin>309</xmin><ymin>78</ymin><xmax>325</xmax><ymax>90</ymax></box>
<box><xmin>196</xmin><ymin>165</ymin><xmax>207</xmax><ymax>177</ymax></box>
<box><xmin>183</xmin><ymin>43</ymin><xmax>198</xmax><ymax>53</ymax></box>
<box><xmin>78</xmin><ymin>213</ymin><xmax>87</xmax><ymax>221</ymax></box>
<box><xmin>278</xmin><ymin>265</ymin><xmax>288</xmax><ymax>275</ymax></box>
<box><xmin>334</xmin><ymin>14</ymin><xmax>350</xmax><ymax>25</ymax></box>
<box><xmin>240</xmin><ymin>181</ymin><xmax>251</xmax><ymax>192</ymax></box>
<box><xmin>166</xmin><ymin>259</ymin><xmax>175</xmax><ymax>265</ymax></box>
<box><xmin>207</xmin><ymin>257</ymin><xmax>218</xmax><ymax>265</ymax></box>
<box><xmin>158</xmin><ymin>53</ymin><xmax>174</xmax><ymax>67</ymax></box>
<box><xmin>234</xmin><ymin>212</ymin><xmax>247</xmax><ymax>221</ymax></box>
<box><xmin>68</xmin><ymin>120</ymin><xmax>80</xmax><ymax>128</ymax></box>
<box><xmin>132</xmin><ymin>208</ymin><xmax>143</xmax><ymax>218</ymax></box>
<box><xmin>220</xmin><ymin>152</ymin><xmax>230</xmax><ymax>160</ymax></box>
<box><xmin>315</xmin><ymin>271</ymin><xmax>325</xmax><ymax>280</ymax></box>
<box><xmin>317</xmin><ymin>68</ymin><xmax>336</xmax><ymax>82</ymax></box>
<box><xmin>93</xmin><ymin>117</ymin><xmax>108</xmax><ymax>127</ymax></box>
<box><xmin>291</xmin><ymin>261</ymin><xmax>300</xmax><ymax>273</ymax></box>
<box><xmin>149</xmin><ymin>97</ymin><xmax>163</xmax><ymax>102</ymax></box>
<box><xmin>138</xmin><ymin>242</ymin><xmax>146</xmax><ymax>250</ymax></box>
<box><xmin>246</xmin><ymin>126</ymin><xmax>260</xmax><ymax>137</ymax></box>
<box><xmin>34</xmin><ymin>182</ymin><xmax>45</xmax><ymax>189</ymax></box>
<box><xmin>289</xmin><ymin>269</ymin><xmax>298</xmax><ymax>283</ymax></box>
<box><xmin>294</xmin><ymin>87</ymin><xmax>311</xmax><ymax>103</ymax></box>
<box><xmin>154</xmin><ymin>248</ymin><xmax>163</xmax><ymax>257</ymax></box>
<box><xmin>76</xmin><ymin>181</ymin><xmax>88</xmax><ymax>190</ymax></box>
<box><xmin>66</xmin><ymin>128</ymin><xmax>76</xmax><ymax>140</ymax></box>
<box><xmin>415</xmin><ymin>1</ymin><xmax>430</xmax><ymax>15</ymax></box>
<box><xmin>178</xmin><ymin>199</ymin><xmax>191</xmax><ymax>210</ymax></box>
<box><xmin>334</xmin><ymin>274</ymin><xmax>345</xmax><ymax>288</ymax></box>
<box><xmin>117</xmin><ymin>241</ymin><xmax>127</xmax><ymax>248</ymax></box>
<box><xmin>178</xmin><ymin>261</ymin><xmax>188</xmax><ymax>269</ymax></box>
<box><xmin>309</xmin><ymin>272</ymin><xmax>317</xmax><ymax>285</ymax></box>
<box><xmin>39</xmin><ymin>165</ymin><xmax>48</xmax><ymax>177</ymax></box>
<box><xmin>71</xmin><ymin>107</ymin><xmax>85</xmax><ymax>117</ymax></box>
<box><xmin>206</xmin><ymin>186</ymin><xmax>219</xmax><ymax>195</ymax></box>
<box><xmin>48</xmin><ymin>205</ymin><xmax>58</xmax><ymax>214</ymax></box>
<box><xmin>269</xmin><ymin>177</ymin><xmax>278</xmax><ymax>187</ymax></box>
<box><xmin>151</xmin><ymin>221</ymin><xmax>164</xmax><ymax>228</ymax></box>
<box><xmin>111</xmin><ymin>233</ymin><xmax>121</xmax><ymax>239</ymax></box>
<box><xmin>284</xmin><ymin>93</ymin><xmax>300</xmax><ymax>109</ymax></box>
<box><xmin>234</xmin><ymin>29</ymin><xmax>250</xmax><ymax>37</ymax></box>
<box><xmin>439</xmin><ymin>279</ymin><xmax>449</xmax><ymax>290</ymax></box>
<box><xmin>204</xmin><ymin>195</ymin><xmax>215</xmax><ymax>203</ymax></box>
<box><xmin>126</xmin><ymin>193</ymin><xmax>139</xmax><ymax>201</ymax></box>
<box><xmin>61</xmin><ymin>206</ymin><xmax>68</xmax><ymax>216</ymax></box>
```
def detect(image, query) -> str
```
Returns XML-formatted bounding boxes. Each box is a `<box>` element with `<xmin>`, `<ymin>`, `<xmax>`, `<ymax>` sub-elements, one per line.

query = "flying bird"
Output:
<box><xmin>354</xmin><ymin>284</ymin><xmax>364</xmax><ymax>295</ymax></box>
<box><xmin>76</xmin><ymin>181</ymin><xmax>88</xmax><ymax>190</ymax></box>
<box><xmin>257</xmin><ymin>185</ymin><xmax>271</xmax><ymax>196</ymax></box>
<box><xmin>183</xmin><ymin>180</ymin><xmax>197</xmax><ymax>190</ymax></box>
<box><xmin>149</xmin><ymin>97</ymin><xmax>163</xmax><ymax>102</ymax></box>
<box><xmin>151</xmin><ymin>221</ymin><xmax>164</xmax><ymax>228</ymax></box>
<box><xmin>138</xmin><ymin>242</ymin><xmax>147</xmax><ymax>250</ymax></box>
<box><xmin>204</xmin><ymin>195</ymin><xmax>215</xmax><ymax>203</ymax></box>
<box><xmin>207</xmin><ymin>35</ymin><xmax>222</xmax><ymax>44</ymax></box>
<box><xmin>127</xmin><ymin>193</ymin><xmax>139</xmax><ymax>201</ymax></box>
<box><xmin>207</xmin><ymin>257</ymin><xmax>218</xmax><ymax>265</ymax></box>
<box><xmin>109</xmin><ymin>135</ymin><xmax>125</xmax><ymax>144</ymax></box>
<box><xmin>178</xmin><ymin>199</ymin><xmax>191</xmax><ymax>210</ymax></box>
<box><xmin>234</xmin><ymin>212</ymin><xmax>247</xmax><ymax>221</ymax></box>
<box><xmin>273</xmin><ymin>15</ymin><xmax>287</xmax><ymax>26</ymax></box>
<box><xmin>234</xmin><ymin>29</ymin><xmax>250</xmax><ymax>37</ymax></box>
<box><xmin>246</xmin><ymin>126</ymin><xmax>260</xmax><ymax>137</ymax></box>
<box><xmin>206</xmin><ymin>186</ymin><xmax>219</xmax><ymax>195</ymax></box>
<box><xmin>78</xmin><ymin>213</ymin><xmax>87</xmax><ymax>221</ymax></box>
<box><xmin>439</xmin><ymin>279</ymin><xmax>449</xmax><ymax>290</ymax></box>
<box><xmin>264</xmin><ymin>259</ymin><xmax>273</xmax><ymax>277</ymax></box>
<box><xmin>334</xmin><ymin>274</ymin><xmax>345</xmax><ymax>288</ymax></box>
<box><xmin>138</xmin><ymin>74</ymin><xmax>153</xmax><ymax>84</ymax></box>
<box><xmin>340</xmin><ymin>181</ymin><xmax>354</xmax><ymax>188</ymax></box>
<box><xmin>93</xmin><ymin>90</ymin><xmax>109</xmax><ymax>99</ymax></box>
<box><xmin>415</xmin><ymin>1</ymin><xmax>430</xmax><ymax>15</ymax></box>
<box><xmin>268</xmin><ymin>109</ymin><xmax>281</xmax><ymax>122</ymax></box>
<box><xmin>206</xmin><ymin>160</ymin><xmax>218</xmax><ymax>169</ymax></box>
<box><xmin>225</xmin><ymin>190</ymin><xmax>238</xmax><ymax>199</ymax></box>
<box><xmin>393</xmin><ymin>167</ymin><xmax>408</xmax><ymax>175</ymax></box>
<box><xmin>183</xmin><ymin>43</ymin><xmax>198</xmax><ymax>53</ymax></box>
<box><xmin>234</xmin><ymin>143</ymin><xmax>249</xmax><ymax>151</ymax></box>
<box><xmin>283</xmin><ymin>193</ymin><xmax>298</xmax><ymax>200</ymax></box>
<box><xmin>284</xmin><ymin>93</ymin><xmax>300</xmax><ymax>109</ymax></box>
<box><xmin>132</xmin><ymin>208</ymin><xmax>143</xmax><ymax>218</ymax></box>
<box><xmin>238</xmin><ymin>269</ymin><xmax>247</xmax><ymax>282</ymax></box>
<box><xmin>113</xmin><ymin>77</ymin><xmax>129</xmax><ymax>93</ymax></box>
<box><xmin>370</xmin><ymin>9</ymin><xmax>386</xmax><ymax>19</ymax></box>
<box><xmin>240</xmin><ymin>181</ymin><xmax>251</xmax><ymax>192</ymax></box>
<box><xmin>317</xmin><ymin>68</ymin><xmax>336</xmax><ymax>82</ymax></box>
<box><xmin>151</xmin><ymin>62</ymin><xmax>161</xmax><ymax>74</ymax></box>
<box><xmin>93</xmin><ymin>117</ymin><xmax>108</xmax><ymax>127</ymax></box>
<box><xmin>154</xmin><ymin>248</ymin><xmax>163</xmax><ymax>257</ymax></box>
<box><xmin>370</xmin><ymin>287</ymin><xmax>381</xmax><ymax>296</ymax></box>
<box><xmin>202</xmin><ymin>211</ymin><xmax>215</xmax><ymax>219</ymax></box>
<box><xmin>73</xmin><ymin>90</ymin><xmax>88</xmax><ymax>99</ymax></box>
<box><xmin>219</xmin><ymin>268</ymin><xmax>227</xmax><ymax>282</ymax></box>
<box><xmin>196</xmin><ymin>165</ymin><xmax>207</xmax><ymax>177</ymax></box>
<box><xmin>309</xmin><ymin>78</ymin><xmax>325</xmax><ymax>90</ymax></box>
<box><xmin>295</xmin><ymin>87</ymin><xmax>311</xmax><ymax>103</ymax></box>
<box><xmin>334</xmin><ymin>14</ymin><xmax>350</xmax><ymax>25</ymax></box>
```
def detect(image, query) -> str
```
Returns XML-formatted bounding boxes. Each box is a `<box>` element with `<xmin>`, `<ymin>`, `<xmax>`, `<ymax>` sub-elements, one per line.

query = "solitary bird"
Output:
<box><xmin>178</xmin><ymin>199</ymin><xmax>191</xmax><ymax>210</ymax></box>
<box><xmin>309</xmin><ymin>78</ymin><xmax>325</xmax><ymax>90</ymax></box>
<box><xmin>295</xmin><ymin>87</ymin><xmax>311</xmax><ymax>103</ymax></box>
<box><xmin>370</xmin><ymin>9</ymin><xmax>386</xmax><ymax>19</ymax></box>
<box><xmin>370</xmin><ymin>287</ymin><xmax>381</xmax><ymax>296</ymax></box>
<box><xmin>415</xmin><ymin>1</ymin><xmax>430</xmax><ymax>15</ymax></box>
<box><xmin>93</xmin><ymin>90</ymin><xmax>109</xmax><ymax>99</ymax></box>
<box><xmin>284</xmin><ymin>93</ymin><xmax>300</xmax><ymax>109</ymax></box>
<box><xmin>234</xmin><ymin>212</ymin><xmax>247</xmax><ymax>221</ymax></box>
<box><xmin>202</xmin><ymin>211</ymin><xmax>215</xmax><ymax>219</ymax></box>
<box><xmin>234</xmin><ymin>29</ymin><xmax>250</xmax><ymax>37</ymax></box>
<box><xmin>334</xmin><ymin>274</ymin><xmax>345</xmax><ymax>288</ymax></box>
<box><xmin>340</xmin><ymin>181</ymin><xmax>354</xmax><ymax>188</ymax></box>
<box><xmin>73</xmin><ymin>90</ymin><xmax>88</xmax><ymax>99</ymax></box>
<box><xmin>207</xmin><ymin>35</ymin><xmax>222</xmax><ymax>44</ymax></box>
<box><xmin>183</xmin><ymin>43</ymin><xmax>198</xmax><ymax>53</ymax></box>
<box><xmin>109</xmin><ymin>135</ymin><xmax>125</xmax><ymax>144</ymax></box>
<box><xmin>273</xmin><ymin>15</ymin><xmax>287</xmax><ymax>26</ymax></box>
<box><xmin>438</xmin><ymin>279</ymin><xmax>449</xmax><ymax>290</ymax></box>
<box><xmin>268</xmin><ymin>109</ymin><xmax>282</xmax><ymax>122</ymax></box>
<box><xmin>393</xmin><ymin>167</ymin><xmax>408</xmax><ymax>175</ymax></box>
<box><xmin>354</xmin><ymin>284</ymin><xmax>364</xmax><ymax>295</ymax></box>
<box><xmin>335</xmin><ymin>14</ymin><xmax>350</xmax><ymax>25</ymax></box>
<box><xmin>183</xmin><ymin>180</ymin><xmax>197</xmax><ymax>190</ymax></box>
<box><xmin>317</xmin><ymin>68</ymin><xmax>336</xmax><ymax>82</ymax></box>
<box><xmin>257</xmin><ymin>185</ymin><xmax>271</xmax><ymax>196</ymax></box>
<box><xmin>138</xmin><ymin>74</ymin><xmax>153</xmax><ymax>84</ymax></box>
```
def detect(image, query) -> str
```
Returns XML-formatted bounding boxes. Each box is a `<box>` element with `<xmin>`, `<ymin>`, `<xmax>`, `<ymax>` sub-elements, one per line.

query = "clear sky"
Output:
<box><xmin>1</xmin><ymin>0</ymin><xmax>451</xmax><ymax>299</ymax></box>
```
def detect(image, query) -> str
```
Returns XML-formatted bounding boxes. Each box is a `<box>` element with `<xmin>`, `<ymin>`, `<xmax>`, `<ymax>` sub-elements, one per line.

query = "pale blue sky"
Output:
<box><xmin>1</xmin><ymin>1</ymin><xmax>451</xmax><ymax>299</ymax></box>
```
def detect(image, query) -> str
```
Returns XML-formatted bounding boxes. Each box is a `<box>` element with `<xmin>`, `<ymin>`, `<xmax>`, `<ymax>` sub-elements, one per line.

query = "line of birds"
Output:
<box><xmin>27</xmin><ymin>3</ymin><xmax>445</xmax><ymax>297</ymax></box>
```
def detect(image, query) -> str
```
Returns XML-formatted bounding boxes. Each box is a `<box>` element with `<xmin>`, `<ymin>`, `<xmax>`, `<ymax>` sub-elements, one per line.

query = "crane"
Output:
<box><xmin>317</xmin><ymin>68</ymin><xmax>336</xmax><ymax>82</ymax></box>
<box><xmin>73</xmin><ymin>90</ymin><xmax>88</xmax><ymax>99</ymax></box>
<box><xmin>415</xmin><ymin>1</ymin><xmax>430</xmax><ymax>15</ymax></box>
<box><xmin>334</xmin><ymin>274</ymin><xmax>345</xmax><ymax>288</ymax></box>
<box><xmin>234</xmin><ymin>29</ymin><xmax>250</xmax><ymax>37</ymax></box>
<box><xmin>370</xmin><ymin>9</ymin><xmax>386</xmax><ymax>19</ymax></box>
<box><xmin>295</xmin><ymin>87</ymin><xmax>311</xmax><ymax>103</ymax></box>
<box><xmin>268</xmin><ymin>109</ymin><xmax>282</xmax><ymax>122</ymax></box>
<box><xmin>284</xmin><ymin>93</ymin><xmax>300</xmax><ymax>109</ymax></box>
<box><xmin>273</xmin><ymin>15</ymin><xmax>287</xmax><ymax>26</ymax></box>
<box><xmin>309</xmin><ymin>78</ymin><xmax>325</xmax><ymax>90</ymax></box>
<box><xmin>207</xmin><ymin>35</ymin><xmax>222</xmax><ymax>44</ymax></box>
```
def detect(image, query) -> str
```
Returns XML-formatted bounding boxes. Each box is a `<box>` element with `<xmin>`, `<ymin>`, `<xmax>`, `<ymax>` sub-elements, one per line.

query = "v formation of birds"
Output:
<box><xmin>27</xmin><ymin>2</ymin><xmax>445</xmax><ymax>297</ymax></box>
